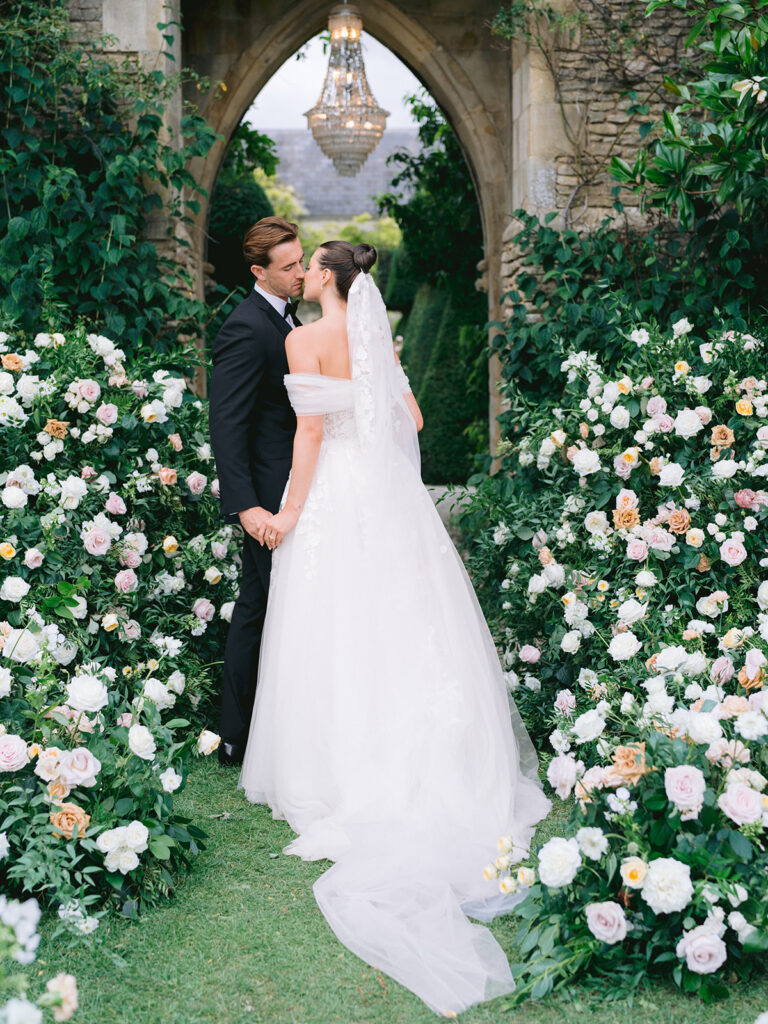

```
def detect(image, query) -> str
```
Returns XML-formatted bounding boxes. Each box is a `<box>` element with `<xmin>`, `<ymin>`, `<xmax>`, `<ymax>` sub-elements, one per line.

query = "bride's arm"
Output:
<box><xmin>264</xmin><ymin>330</ymin><xmax>323</xmax><ymax>550</ymax></box>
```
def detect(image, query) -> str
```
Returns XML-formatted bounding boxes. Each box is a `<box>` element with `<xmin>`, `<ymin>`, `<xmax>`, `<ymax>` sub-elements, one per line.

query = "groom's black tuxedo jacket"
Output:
<box><xmin>209</xmin><ymin>289</ymin><xmax>297</xmax><ymax>522</ymax></box>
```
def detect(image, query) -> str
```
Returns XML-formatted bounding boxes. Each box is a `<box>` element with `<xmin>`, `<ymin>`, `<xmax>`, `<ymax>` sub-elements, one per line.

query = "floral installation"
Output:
<box><xmin>0</xmin><ymin>327</ymin><xmax>236</xmax><ymax>920</ymax></box>
<box><xmin>0</xmin><ymin>894</ymin><xmax>78</xmax><ymax>1021</ymax></box>
<box><xmin>470</xmin><ymin>321</ymin><xmax>768</xmax><ymax>1000</ymax></box>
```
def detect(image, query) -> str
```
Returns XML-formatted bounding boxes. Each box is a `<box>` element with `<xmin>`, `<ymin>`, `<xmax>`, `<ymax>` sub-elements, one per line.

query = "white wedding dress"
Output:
<box><xmin>239</xmin><ymin>273</ymin><xmax>550</xmax><ymax>1017</ymax></box>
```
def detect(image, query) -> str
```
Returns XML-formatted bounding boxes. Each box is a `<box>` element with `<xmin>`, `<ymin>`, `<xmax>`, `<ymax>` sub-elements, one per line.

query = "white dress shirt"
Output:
<box><xmin>253</xmin><ymin>283</ymin><xmax>296</xmax><ymax>329</ymax></box>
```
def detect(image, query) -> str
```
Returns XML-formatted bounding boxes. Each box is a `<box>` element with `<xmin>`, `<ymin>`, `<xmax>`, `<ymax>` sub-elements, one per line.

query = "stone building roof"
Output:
<box><xmin>267</xmin><ymin>128</ymin><xmax>420</xmax><ymax>217</ymax></box>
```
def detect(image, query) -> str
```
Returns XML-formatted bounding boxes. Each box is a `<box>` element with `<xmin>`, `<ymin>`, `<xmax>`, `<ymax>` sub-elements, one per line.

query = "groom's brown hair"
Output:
<box><xmin>242</xmin><ymin>217</ymin><xmax>300</xmax><ymax>269</ymax></box>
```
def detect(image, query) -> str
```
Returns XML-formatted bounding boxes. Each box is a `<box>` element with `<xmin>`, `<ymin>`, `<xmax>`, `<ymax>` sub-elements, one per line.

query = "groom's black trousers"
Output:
<box><xmin>218</xmin><ymin>531</ymin><xmax>272</xmax><ymax>747</ymax></box>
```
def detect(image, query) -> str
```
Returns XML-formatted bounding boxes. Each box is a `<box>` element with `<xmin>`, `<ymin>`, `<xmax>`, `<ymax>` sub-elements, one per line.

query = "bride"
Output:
<box><xmin>238</xmin><ymin>240</ymin><xmax>550</xmax><ymax>1016</ymax></box>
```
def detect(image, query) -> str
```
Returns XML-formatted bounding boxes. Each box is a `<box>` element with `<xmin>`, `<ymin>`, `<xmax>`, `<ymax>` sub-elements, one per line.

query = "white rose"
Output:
<box><xmin>2</xmin><ymin>628</ymin><xmax>41</xmax><ymax>663</ymax></box>
<box><xmin>656</xmin><ymin>645</ymin><xmax>688</xmax><ymax>672</ymax></box>
<box><xmin>58</xmin><ymin>475</ymin><xmax>88</xmax><ymax>509</ymax></box>
<box><xmin>128</xmin><ymin>724</ymin><xmax>156</xmax><ymax>761</ymax></box>
<box><xmin>197</xmin><ymin>729</ymin><xmax>221</xmax><ymax>755</ymax></box>
<box><xmin>166</xmin><ymin>670</ymin><xmax>186</xmax><ymax>695</ymax></box>
<box><xmin>713</xmin><ymin>459</ymin><xmax>738</xmax><ymax>479</ymax></box>
<box><xmin>546</xmin><ymin>754</ymin><xmax>582</xmax><ymax>799</ymax></box>
<box><xmin>659</xmin><ymin>462</ymin><xmax>685</xmax><ymax>487</ymax></box>
<box><xmin>1</xmin><ymin>999</ymin><xmax>43</xmax><ymax>1024</ymax></box>
<box><xmin>159</xmin><ymin>767</ymin><xmax>183</xmax><ymax>793</ymax></box>
<box><xmin>204</xmin><ymin>566</ymin><xmax>222</xmax><ymax>585</ymax></box>
<box><xmin>1</xmin><ymin>486</ymin><xmax>27</xmax><ymax>509</ymax></box>
<box><xmin>0</xmin><ymin>666</ymin><xmax>11</xmax><ymax>698</ymax></box>
<box><xmin>0</xmin><ymin>576</ymin><xmax>30</xmax><ymax>603</ymax></box>
<box><xmin>143</xmin><ymin>677</ymin><xmax>175</xmax><ymax>711</ymax></box>
<box><xmin>630</xmin><ymin>328</ymin><xmax>649</xmax><ymax>346</ymax></box>
<box><xmin>610</xmin><ymin>406</ymin><xmax>631</xmax><ymax>429</ymax></box>
<box><xmin>608</xmin><ymin>631</ymin><xmax>642</xmax><ymax>661</ymax></box>
<box><xmin>687</xmin><ymin>711</ymin><xmax>723</xmax><ymax>745</ymax></box>
<box><xmin>572</xmin><ymin>448</ymin><xmax>602</xmax><ymax>476</ymax></box>
<box><xmin>674</xmin><ymin>409</ymin><xmax>704</xmax><ymax>439</ymax></box>
<box><xmin>96</xmin><ymin>826</ymin><xmax>127</xmax><ymax>853</ymax></box>
<box><xmin>117</xmin><ymin>848</ymin><xmax>140</xmax><ymax>874</ymax></box>
<box><xmin>757</xmin><ymin>581</ymin><xmax>768</xmax><ymax>611</ymax></box>
<box><xmin>538</xmin><ymin>836</ymin><xmax>582</xmax><ymax>888</ymax></box>
<box><xmin>584</xmin><ymin>511</ymin><xmax>609</xmax><ymax>535</ymax></box>
<box><xmin>585</xmin><ymin>901</ymin><xmax>628</xmax><ymax>944</ymax></box>
<box><xmin>219</xmin><ymin>601</ymin><xmax>235</xmax><ymax>623</ymax></box>
<box><xmin>124</xmin><ymin>820</ymin><xmax>149</xmax><ymax>852</ymax></box>
<box><xmin>576</xmin><ymin>826</ymin><xmax>608</xmax><ymax>861</ymax></box>
<box><xmin>617</xmin><ymin>598</ymin><xmax>647</xmax><ymax>625</ymax></box>
<box><xmin>735</xmin><ymin>711</ymin><xmax>768</xmax><ymax>740</ymax></box>
<box><xmin>66</xmin><ymin>674</ymin><xmax>108</xmax><ymax>713</ymax></box>
<box><xmin>636</xmin><ymin>570</ymin><xmax>657</xmax><ymax>587</ymax></box>
<box><xmin>561</xmin><ymin>630</ymin><xmax>582</xmax><ymax>653</ymax></box>
<box><xmin>641</xmin><ymin>857</ymin><xmax>693</xmax><ymax>914</ymax></box>
<box><xmin>527</xmin><ymin>573</ymin><xmax>547</xmax><ymax>595</ymax></box>
<box><xmin>69</xmin><ymin>595</ymin><xmax>88</xmax><ymax>620</ymax></box>
<box><xmin>572</xmin><ymin>708</ymin><xmax>606</xmax><ymax>745</ymax></box>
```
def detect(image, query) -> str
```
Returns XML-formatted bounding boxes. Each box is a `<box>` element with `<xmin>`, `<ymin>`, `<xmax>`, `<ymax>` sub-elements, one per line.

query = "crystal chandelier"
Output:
<box><xmin>304</xmin><ymin>3</ymin><xmax>389</xmax><ymax>177</ymax></box>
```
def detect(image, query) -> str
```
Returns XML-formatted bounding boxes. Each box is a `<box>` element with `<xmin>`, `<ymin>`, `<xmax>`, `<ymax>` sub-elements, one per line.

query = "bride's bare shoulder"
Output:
<box><xmin>286</xmin><ymin>323</ymin><xmax>324</xmax><ymax>372</ymax></box>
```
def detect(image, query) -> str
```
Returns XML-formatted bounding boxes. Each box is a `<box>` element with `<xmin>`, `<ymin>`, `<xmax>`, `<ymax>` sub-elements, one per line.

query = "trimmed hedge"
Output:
<box><xmin>208</xmin><ymin>180</ymin><xmax>274</xmax><ymax>295</ymax></box>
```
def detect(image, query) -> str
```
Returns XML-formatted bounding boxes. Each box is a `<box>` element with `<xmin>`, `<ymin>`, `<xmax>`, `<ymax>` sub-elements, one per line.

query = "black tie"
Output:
<box><xmin>284</xmin><ymin>300</ymin><xmax>299</xmax><ymax>322</ymax></box>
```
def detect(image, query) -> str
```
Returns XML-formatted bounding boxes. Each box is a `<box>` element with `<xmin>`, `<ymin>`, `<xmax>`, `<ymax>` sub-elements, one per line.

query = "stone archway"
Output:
<box><xmin>180</xmin><ymin>0</ymin><xmax>513</xmax><ymax>433</ymax></box>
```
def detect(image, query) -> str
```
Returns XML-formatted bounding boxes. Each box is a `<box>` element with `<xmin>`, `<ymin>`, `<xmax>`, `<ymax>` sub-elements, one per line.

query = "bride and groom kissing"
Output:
<box><xmin>208</xmin><ymin>216</ymin><xmax>550</xmax><ymax>1016</ymax></box>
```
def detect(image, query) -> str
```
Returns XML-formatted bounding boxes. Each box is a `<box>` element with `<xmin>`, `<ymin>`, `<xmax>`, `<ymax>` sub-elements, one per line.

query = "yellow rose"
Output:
<box><xmin>617</xmin><ymin>377</ymin><xmax>632</xmax><ymax>394</ymax></box>
<box><xmin>499</xmin><ymin>876</ymin><xmax>518</xmax><ymax>895</ymax></box>
<box><xmin>736</xmin><ymin>398</ymin><xmax>753</xmax><ymax>416</ymax></box>
<box><xmin>620</xmin><ymin>856</ymin><xmax>648</xmax><ymax>889</ymax></box>
<box><xmin>550</xmin><ymin>429</ymin><xmax>566</xmax><ymax>446</ymax></box>
<box><xmin>163</xmin><ymin>535</ymin><xmax>179</xmax><ymax>554</ymax></box>
<box><xmin>621</xmin><ymin>447</ymin><xmax>639</xmax><ymax>465</ymax></box>
<box><xmin>101</xmin><ymin>613</ymin><xmax>119</xmax><ymax>632</ymax></box>
<box><xmin>674</xmin><ymin>360</ymin><xmax>690</xmax><ymax>376</ymax></box>
<box><xmin>0</xmin><ymin>543</ymin><xmax>15</xmax><ymax>560</ymax></box>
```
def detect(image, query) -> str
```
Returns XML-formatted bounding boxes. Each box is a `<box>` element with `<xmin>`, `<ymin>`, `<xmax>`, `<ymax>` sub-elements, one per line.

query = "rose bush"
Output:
<box><xmin>470</xmin><ymin>321</ymin><xmax>768</xmax><ymax>1000</ymax></box>
<box><xmin>0</xmin><ymin>326</ymin><xmax>237</xmax><ymax>920</ymax></box>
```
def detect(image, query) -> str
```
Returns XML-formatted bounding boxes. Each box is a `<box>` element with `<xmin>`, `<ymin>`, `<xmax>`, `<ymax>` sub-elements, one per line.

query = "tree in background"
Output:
<box><xmin>207</xmin><ymin>123</ymin><xmax>277</xmax><ymax>296</ymax></box>
<box><xmin>0</xmin><ymin>0</ymin><xmax>216</xmax><ymax>354</ymax></box>
<box><xmin>378</xmin><ymin>92</ymin><xmax>488</xmax><ymax>484</ymax></box>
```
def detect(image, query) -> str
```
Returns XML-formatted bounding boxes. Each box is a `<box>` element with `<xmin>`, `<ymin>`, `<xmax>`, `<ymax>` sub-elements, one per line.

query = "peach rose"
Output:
<box><xmin>169</xmin><ymin>433</ymin><xmax>183</xmax><ymax>451</ymax></box>
<box><xmin>696</xmin><ymin>554</ymin><xmax>712</xmax><ymax>572</ymax></box>
<box><xmin>158</xmin><ymin>467</ymin><xmax>177</xmax><ymax>486</ymax></box>
<box><xmin>47</xmin><ymin>778</ymin><xmax>72</xmax><ymax>803</ymax></box>
<box><xmin>720</xmin><ymin>695</ymin><xmax>749</xmax><ymax>718</ymax></box>
<box><xmin>737</xmin><ymin>665</ymin><xmax>764</xmax><ymax>692</ymax></box>
<box><xmin>649</xmin><ymin>457</ymin><xmax>662</xmax><ymax>475</ymax></box>
<box><xmin>611</xmin><ymin>742</ymin><xmax>649</xmax><ymax>785</ymax></box>
<box><xmin>43</xmin><ymin>418</ymin><xmax>69</xmax><ymax>439</ymax></box>
<box><xmin>50</xmin><ymin>802</ymin><xmax>90</xmax><ymax>840</ymax></box>
<box><xmin>613</xmin><ymin>508</ymin><xmax>640</xmax><ymax>530</ymax></box>
<box><xmin>710</xmin><ymin>424</ymin><xmax>734</xmax><ymax>447</ymax></box>
<box><xmin>668</xmin><ymin>508</ymin><xmax>691</xmax><ymax>535</ymax></box>
<box><xmin>538</xmin><ymin>546</ymin><xmax>553</xmax><ymax>566</ymax></box>
<box><xmin>1</xmin><ymin>353</ymin><xmax>23</xmax><ymax>371</ymax></box>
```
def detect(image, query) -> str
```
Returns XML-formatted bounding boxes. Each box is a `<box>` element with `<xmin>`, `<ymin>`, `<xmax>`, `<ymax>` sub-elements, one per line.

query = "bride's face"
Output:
<box><xmin>302</xmin><ymin>249</ymin><xmax>332</xmax><ymax>303</ymax></box>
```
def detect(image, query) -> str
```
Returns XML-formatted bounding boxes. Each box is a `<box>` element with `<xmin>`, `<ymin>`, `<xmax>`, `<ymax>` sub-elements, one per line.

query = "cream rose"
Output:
<box><xmin>197</xmin><ymin>729</ymin><xmax>221</xmax><ymax>755</ymax></box>
<box><xmin>57</xmin><ymin>747</ymin><xmax>101</xmax><ymax>789</ymax></box>
<box><xmin>128</xmin><ymin>724</ymin><xmax>156</xmax><ymax>761</ymax></box>
<box><xmin>608</xmin><ymin>631</ymin><xmax>642</xmax><ymax>661</ymax></box>
<box><xmin>641</xmin><ymin>857</ymin><xmax>693</xmax><ymax>914</ymax></box>
<box><xmin>537</xmin><ymin>836</ymin><xmax>582</xmax><ymax>888</ymax></box>
<box><xmin>66</xmin><ymin>674</ymin><xmax>108</xmax><ymax>713</ymax></box>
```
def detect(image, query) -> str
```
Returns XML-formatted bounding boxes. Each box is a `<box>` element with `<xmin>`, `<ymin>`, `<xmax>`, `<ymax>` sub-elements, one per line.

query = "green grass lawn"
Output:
<box><xmin>29</xmin><ymin>761</ymin><xmax>767</xmax><ymax>1024</ymax></box>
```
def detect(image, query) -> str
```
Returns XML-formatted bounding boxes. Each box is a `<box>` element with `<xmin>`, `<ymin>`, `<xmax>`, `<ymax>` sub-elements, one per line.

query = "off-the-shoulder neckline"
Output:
<box><xmin>285</xmin><ymin>372</ymin><xmax>353</xmax><ymax>383</ymax></box>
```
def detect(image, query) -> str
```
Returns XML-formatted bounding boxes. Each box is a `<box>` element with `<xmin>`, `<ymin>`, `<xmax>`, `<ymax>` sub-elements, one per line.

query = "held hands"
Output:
<box><xmin>238</xmin><ymin>506</ymin><xmax>272</xmax><ymax>545</ymax></box>
<box><xmin>263</xmin><ymin>505</ymin><xmax>300</xmax><ymax>550</ymax></box>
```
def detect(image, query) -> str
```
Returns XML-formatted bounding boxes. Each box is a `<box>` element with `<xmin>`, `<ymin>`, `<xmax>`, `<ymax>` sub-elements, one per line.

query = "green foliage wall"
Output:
<box><xmin>0</xmin><ymin>0</ymin><xmax>216</xmax><ymax>353</ymax></box>
<box><xmin>207</xmin><ymin>180</ymin><xmax>274</xmax><ymax>295</ymax></box>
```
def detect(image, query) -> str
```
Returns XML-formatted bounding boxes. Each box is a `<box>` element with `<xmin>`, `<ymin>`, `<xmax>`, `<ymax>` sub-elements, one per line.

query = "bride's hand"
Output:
<box><xmin>264</xmin><ymin>506</ymin><xmax>300</xmax><ymax>550</ymax></box>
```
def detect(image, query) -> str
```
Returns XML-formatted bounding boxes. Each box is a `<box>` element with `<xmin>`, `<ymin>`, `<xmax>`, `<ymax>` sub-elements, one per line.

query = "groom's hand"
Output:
<box><xmin>238</xmin><ymin>506</ymin><xmax>271</xmax><ymax>545</ymax></box>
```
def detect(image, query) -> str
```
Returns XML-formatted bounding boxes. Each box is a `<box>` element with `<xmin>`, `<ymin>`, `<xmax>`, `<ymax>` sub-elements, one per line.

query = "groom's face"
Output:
<box><xmin>251</xmin><ymin>239</ymin><xmax>305</xmax><ymax>300</ymax></box>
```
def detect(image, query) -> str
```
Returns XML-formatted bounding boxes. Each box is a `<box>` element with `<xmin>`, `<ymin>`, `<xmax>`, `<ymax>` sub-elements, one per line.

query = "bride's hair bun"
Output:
<box><xmin>353</xmin><ymin>243</ymin><xmax>377</xmax><ymax>273</ymax></box>
<box><xmin>317</xmin><ymin>239</ymin><xmax>378</xmax><ymax>300</ymax></box>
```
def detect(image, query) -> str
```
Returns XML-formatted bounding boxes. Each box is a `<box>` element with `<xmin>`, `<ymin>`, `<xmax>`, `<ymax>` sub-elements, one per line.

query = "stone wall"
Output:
<box><xmin>267</xmin><ymin>128</ymin><xmax>419</xmax><ymax>218</ymax></box>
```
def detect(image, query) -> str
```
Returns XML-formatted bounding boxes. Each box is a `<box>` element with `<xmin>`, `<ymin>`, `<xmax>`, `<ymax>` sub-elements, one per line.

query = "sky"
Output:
<box><xmin>245</xmin><ymin>33</ymin><xmax>423</xmax><ymax>130</ymax></box>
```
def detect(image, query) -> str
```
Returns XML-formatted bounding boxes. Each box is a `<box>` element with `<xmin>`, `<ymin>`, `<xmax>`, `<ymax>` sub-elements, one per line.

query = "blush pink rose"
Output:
<box><xmin>131</xmin><ymin>380</ymin><xmax>148</xmax><ymax>398</ymax></box>
<box><xmin>211</xmin><ymin>541</ymin><xmax>228</xmax><ymax>560</ymax></box>
<box><xmin>695</xmin><ymin>406</ymin><xmax>712</xmax><ymax>425</ymax></box>
<box><xmin>531</xmin><ymin>529</ymin><xmax>548</xmax><ymax>550</ymax></box>
<box><xmin>734</xmin><ymin>489</ymin><xmax>758</xmax><ymax>510</ymax></box>
<box><xmin>116</xmin><ymin>712</ymin><xmax>133</xmax><ymax>728</ymax></box>
<box><xmin>554</xmin><ymin>688</ymin><xmax>576</xmax><ymax>715</ymax></box>
<box><xmin>83</xmin><ymin>527</ymin><xmax>111</xmax><ymax>556</ymax></box>
<box><xmin>676</xmin><ymin>926</ymin><xmax>727</xmax><ymax>975</ymax></box>
<box><xmin>748</xmin><ymin>690</ymin><xmax>768</xmax><ymax>713</ymax></box>
<box><xmin>118</xmin><ymin>549</ymin><xmax>141</xmax><ymax>569</ymax></box>
<box><xmin>710</xmin><ymin>655</ymin><xmax>734</xmax><ymax>684</ymax></box>
<box><xmin>626</xmin><ymin>538</ymin><xmax>648</xmax><ymax>561</ymax></box>
<box><xmin>81</xmin><ymin>466</ymin><xmax>96</xmax><ymax>480</ymax></box>
<box><xmin>647</xmin><ymin>395</ymin><xmax>667</xmax><ymax>416</ymax></box>
<box><xmin>640</xmin><ymin>376</ymin><xmax>654</xmax><ymax>390</ymax></box>
<box><xmin>643</xmin><ymin>525</ymin><xmax>674</xmax><ymax>552</ymax></box>
<box><xmin>655</xmin><ymin>414</ymin><xmax>675</xmax><ymax>433</ymax></box>
<box><xmin>95</xmin><ymin>402</ymin><xmax>118</xmax><ymax>425</ymax></box>
<box><xmin>720</xmin><ymin>538</ymin><xmax>747</xmax><ymax>567</ymax></box>
<box><xmin>717</xmin><ymin>782</ymin><xmax>762</xmax><ymax>825</ymax></box>
<box><xmin>186</xmin><ymin>471</ymin><xmax>207</xmax><ymax>495</ymax></box>
<box><xmin>585</xmin><ymin>902</ymin><xmax>627</xmax><ymax>945</ymax></box>
<box><xmin>664</xmin><ymin>765</ymin><xmax>706</xmax><ymax>819</ymax></box>
<box><xmin>192</xmin><ymin>598</ymin><xmax>215</xmax><ymax>622</ymax></box>
<box><xmin>120</xmin><ymin>619</ymin><xmax>141</xmax><ymax>641</ymax></box>
<box><xmin>546</xmin><ymin>754</ymin><xmax>582</xmax><ymax>800</ymax></box>
<box><xmin>0</xmin><ymin>734</ymin><xmax>29</xmax><ymax>772</ymax></box>
<box><xmin>613</xmin><ymin>455</ymin><xmax>633</xmax><ymax>480</ymax></box>
<box><xmin>158</xmin><ymin>467</ymin><xmax>177</xmax><ymax>486</ymax></box>
<box><xmin>168</xmin><ymin>433</ymin><xmax>183</xmax><ymax>452</ymax></box>
<box><xmin>705</xmin><ymin>738</ymin><xmax>750</xmax><ymax>766</ymax></box>
<box><xmin>114</xmin><ymin>569</ymin><xmax>138</xmax><ymax>593</ymax></box>
<box><xmin>77</xmin><ymin>379</ymin><xmax>101</xmax><ymax>403</ymax></box>
<box><xmin>105</xmin><ymin>493</ymin><xmax>127</xmax><ymax>515</ymax></box>
<box><xmin>210</xmin><ymin>479</ymin><xmax>220</xmax><ymax>498</ymax></box>
<box><xmin>756</xmin><ymin>425</ymin><xmax>768</xmax><ymax>449</ymax></box>
<box><xmin>24</xmin><ymin>548</ymin><xmax>44</xmax><ymax>569</ymax></box>
<box><xmin>519</xmin><ymin>645</ymin><xmax>541</xmax><ymax>664</ymax></box>
<box><xmin>57</xmin><ymin>747</ymin><xmax>101</xmax><ymax>788</ymax></box>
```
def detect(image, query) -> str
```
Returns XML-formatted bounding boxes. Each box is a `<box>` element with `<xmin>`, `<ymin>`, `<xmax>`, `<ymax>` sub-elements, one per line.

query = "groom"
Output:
<box><xmin>209</xmin><ymin>216</ymin><xmax>305</xmax><ymax>766</ymax></box>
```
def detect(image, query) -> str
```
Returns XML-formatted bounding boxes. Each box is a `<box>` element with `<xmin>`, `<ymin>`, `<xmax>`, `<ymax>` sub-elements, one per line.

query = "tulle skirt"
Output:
<box><xmin>239</xmin><ymin>435</ymin><xmax>550</xmax><ymax>1016</ymax></box>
